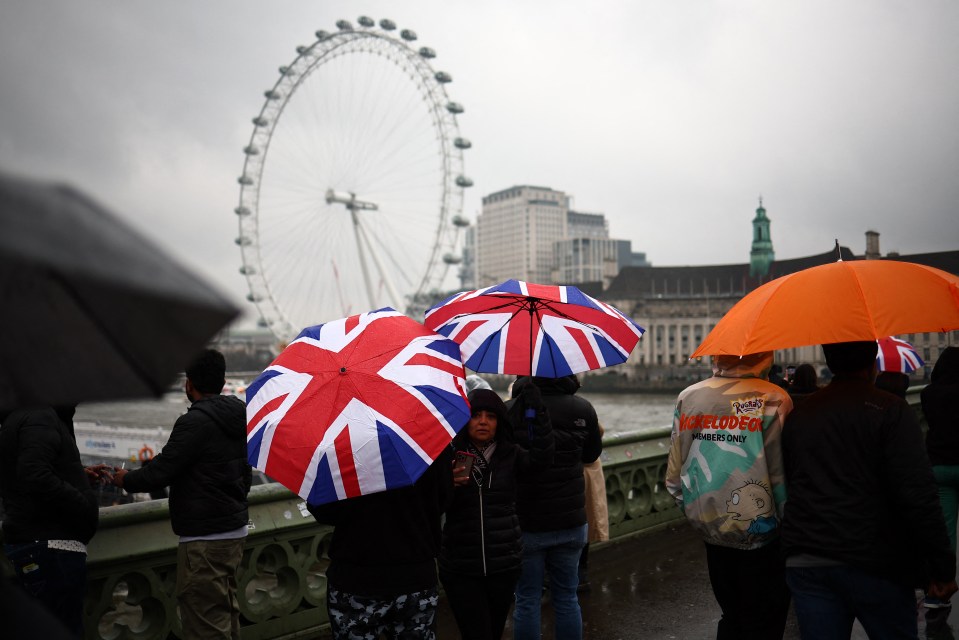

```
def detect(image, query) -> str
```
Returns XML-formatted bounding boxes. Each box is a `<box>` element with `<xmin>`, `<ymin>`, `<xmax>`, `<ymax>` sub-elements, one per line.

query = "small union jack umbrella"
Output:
<box><xmin>423</xmin><ymin>279</ymin><xmax>645</xmax><ymax>377</ymax></box>
<box><xmin>246</xmin><ymin>308</ymin><xmax>470</xmax><ymax>506</ymax></box>
<box><xmin>876</xmin><ymin>336</ymin><xmax>924</xmax><ymax>374</ymax></box>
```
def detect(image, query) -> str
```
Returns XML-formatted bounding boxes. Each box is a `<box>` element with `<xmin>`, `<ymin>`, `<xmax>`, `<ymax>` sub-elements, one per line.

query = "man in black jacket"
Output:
<box><xmin>782</xmin><ymin>340</ymin><xmax>957</xmax><ymax>638</ymax></box>
<box><xmin>114</xmin><ymin>350</ymin><xmax>250</xmax><ymax>640</ymax></box>
<box><xmin>509</xmin><ymin>375</ymin><xmax>602</xmax><ymax>640</ymax></box>
<box><xmin>0</xmin><ymin>405</ymin><xmax>110</xmax><ymax>639</ymax></box>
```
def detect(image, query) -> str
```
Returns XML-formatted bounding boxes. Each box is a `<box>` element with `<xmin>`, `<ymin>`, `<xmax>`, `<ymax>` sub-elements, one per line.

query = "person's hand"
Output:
<box><xmin>928</xmin><ymin>580</ymin><xmax>959</xmax><ymax>602</ymax></box>
<box><xmin>112</xmin><ymin>467</ymin><xmax>129</xmax><ymax>489</ymax></box>
<box><xmin>84</xmin><ymin>464</ymin><xmax>113</xmax><ymax>486</ymax></box>
<box><xmin>452</xmin><ymin>464</ymin><xmax>470</xmax><ymax>486</ymax></box>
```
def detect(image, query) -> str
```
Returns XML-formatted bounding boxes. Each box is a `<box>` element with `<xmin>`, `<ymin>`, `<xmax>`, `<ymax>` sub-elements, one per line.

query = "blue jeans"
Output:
<box><xmin>4</xmin><ymin>541</ymin><xmax>87</xmax><ymax>639</ymax></box>
<box><xmin>513</xmin><ymin>523</ymin><xmax>587</xmax><ymax>640</ymax></box>
<box><xmin>786</xmin><ymin>565</ymin><xmax>918</xmax><ymax>639</ymax></box>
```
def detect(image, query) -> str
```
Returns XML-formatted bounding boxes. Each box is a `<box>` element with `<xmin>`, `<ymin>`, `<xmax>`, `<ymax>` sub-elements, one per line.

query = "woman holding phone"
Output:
<box><xmin>439</xmin><ymin>386</ymin><xmax>553</xmax><ymax>640</ymax></box>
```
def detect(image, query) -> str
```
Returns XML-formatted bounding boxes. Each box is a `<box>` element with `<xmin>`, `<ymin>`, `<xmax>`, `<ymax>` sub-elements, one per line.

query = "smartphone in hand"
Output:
<box><xmin>453</xmin><ymin>450</ymin><xmax>476</xmax><ymax>480</ymax></box>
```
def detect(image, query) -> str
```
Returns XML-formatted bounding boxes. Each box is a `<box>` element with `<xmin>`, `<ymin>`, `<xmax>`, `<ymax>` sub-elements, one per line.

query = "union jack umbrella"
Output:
<box><xmin>423</xmin><ymin>280</ymin><xmax>645</xmax><ymax>377</ymax></box>
<box><xmin>876</xmin><ymin>336</ymin><xmax>924</xmax><ymax>374</ymax></box>
<box><xmin>246</xmin><ymin>308</ymin><xmax>470</xmax><ymax>505</ymax></box>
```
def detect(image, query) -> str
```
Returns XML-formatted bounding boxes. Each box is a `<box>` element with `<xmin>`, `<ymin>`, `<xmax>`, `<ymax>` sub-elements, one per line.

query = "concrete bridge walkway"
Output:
<box><xmin>430</xmin><ymin>521</ymin><xmax>956</xmax><ymax>640</ymax></box>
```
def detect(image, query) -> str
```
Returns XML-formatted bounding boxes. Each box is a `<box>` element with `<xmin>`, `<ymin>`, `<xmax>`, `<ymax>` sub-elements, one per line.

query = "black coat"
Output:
<box><xmin>922</xmin><ymin>379</ymin><xmax>959</xmax><ymax>466</ymax></box>
<box><xmin>782</xmin><ymin>376</ymin><xmax>955</xmax><ymax>586</ymax></box>
<box><xmin>0</xmin><ymin>407</ymin><xmax>98</xmax><ymax>544</ymax></box>
<box><xmin>439</xmin><ymin>408</ymin><xmax>553</xmax><ymax>576</ymax></box>
<box><xmin>510</xmin><ymin>376</ymin><xmax>602</xmax><ymax>533</ymax></box>
<box><xmin>122</xmin><ymin>394</ymin><xmax>251</xmax><ymax>537</ymax></box>
<box><xmin>309</xmin><ymin>448</ymin><xmax>454</xmax><ymax>597</ymax></box>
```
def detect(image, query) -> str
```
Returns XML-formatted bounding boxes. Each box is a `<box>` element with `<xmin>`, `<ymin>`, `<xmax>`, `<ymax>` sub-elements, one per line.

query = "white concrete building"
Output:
<box><xmin>476</xmin><ymin>185</ymin><xmax>569</xmax><ymax>286</ymax></box>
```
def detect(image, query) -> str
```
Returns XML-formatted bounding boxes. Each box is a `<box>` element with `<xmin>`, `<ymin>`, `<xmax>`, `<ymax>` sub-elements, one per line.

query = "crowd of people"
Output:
<box><xmin>668</xmin><ymin>342</ymin><xmax>959</xmax><ymax>640</ymax></box>
<box><xmin>1</xmin><ymin>343</ymin><xmax>956</xmax><ymax>640</ymax></box>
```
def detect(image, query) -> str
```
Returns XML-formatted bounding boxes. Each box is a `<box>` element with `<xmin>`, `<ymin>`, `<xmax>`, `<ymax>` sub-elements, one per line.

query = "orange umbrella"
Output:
<box><xmin>691</xmin><ymin>260</ymin><xmax>959</xmax><ymax>357</ymax></box>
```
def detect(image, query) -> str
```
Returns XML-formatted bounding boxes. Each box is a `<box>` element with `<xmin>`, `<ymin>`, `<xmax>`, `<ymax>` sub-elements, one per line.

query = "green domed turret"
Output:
<box><xmin>749</xmin><ymin>197</ymin><xmax>775</xmax><ymax>278</ymax></box>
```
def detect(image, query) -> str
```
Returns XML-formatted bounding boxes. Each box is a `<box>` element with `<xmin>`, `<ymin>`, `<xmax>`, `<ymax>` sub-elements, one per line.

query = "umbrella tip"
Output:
<box><xmin>834</xmin><ymin>239</ymin><xmax>842</xmax><ymax>262</ymax></box>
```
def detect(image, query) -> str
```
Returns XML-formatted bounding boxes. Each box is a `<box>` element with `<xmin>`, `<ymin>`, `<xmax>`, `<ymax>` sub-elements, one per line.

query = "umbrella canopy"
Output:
<box><xmin>423</xmin><ymin>279</ymin><xmax>645</xmax><ymax>377</ymax></box>
<box><xmin>246</xmin><ymin>308</ymin><xmax>469</xmax><ymax>505</ymax></box>
<box><xmin>876</xmin><ymin>336</ymin><xmax>924</xmax><ymax>374</ymax></box>
<box><xmin>0</xmin><ymin>172</ymin><xmax>239</xmax><ymax>410</ymax></box>
<box><xmin>692</xmin><ymin>259</ymin><xmax>959</xmax><ymax>357</ymax></box>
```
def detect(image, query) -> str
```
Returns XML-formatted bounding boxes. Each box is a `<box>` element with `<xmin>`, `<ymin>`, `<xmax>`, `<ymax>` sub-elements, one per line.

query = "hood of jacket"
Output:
<box><xmin>711</xmin><ymin>352</ymin><xmax>774</xmax><ymax>380</ymax></box>
<box><xmin>512</xmin><ymin>374</ymin><xmax>579</xmax><ymax>397</ymax></box>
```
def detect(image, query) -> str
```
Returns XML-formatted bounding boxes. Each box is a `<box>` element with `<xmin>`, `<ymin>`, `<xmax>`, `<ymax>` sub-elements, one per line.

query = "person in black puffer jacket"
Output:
<box><xmin>509</xmin><ymin>375</ymin><xmax>602</xmax><ymax>640</ymax></box>
<box><xmin>0</xmin><ymin>405</ymin><xmax>109</xmax><ymax>638</ymax></box>
<box><xmin>439</xmin><ymin>387</ymin><xmax>553</xmax><ymax>640</ymax></box>
<box><xmin>114</xmin><ymin>350</ymin><xmax>251</xmax><ymax>640</ymax></box>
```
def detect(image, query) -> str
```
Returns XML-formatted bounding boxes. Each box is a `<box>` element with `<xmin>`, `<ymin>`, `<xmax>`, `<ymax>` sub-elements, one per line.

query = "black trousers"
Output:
<box><xmin>704</xmin><ymin>540</ymin><xmax>791</xmax><ymax>640</ymax></box>
<box><xmin>439</xmin><ymin>568</ymin><xmax>520</xmax><ymax>640</ymax></box>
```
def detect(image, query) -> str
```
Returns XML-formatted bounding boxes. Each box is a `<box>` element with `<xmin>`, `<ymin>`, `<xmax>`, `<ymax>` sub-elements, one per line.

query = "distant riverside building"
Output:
<box><xmin>476</xmin><ymin>185</ymin><xmax>570</xmax><ymax>286</ymax></box>
<box><xmin>473</xmin><ymin>185</ymin><xmax>647</xmax><ymax>288</ymax></box>
<box><xmin>749</xmin><ymin>198</ymin><xmax>775</xmax><ymax>278</ymax></box>
<box><xmin>590</xmin><ymin>207</ymin><xmax>959</xmax><ymax>387</ymax></box>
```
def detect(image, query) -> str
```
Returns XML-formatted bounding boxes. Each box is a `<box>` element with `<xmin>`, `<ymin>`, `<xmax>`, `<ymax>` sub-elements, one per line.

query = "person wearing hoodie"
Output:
<box><xmin>439</xmin><ymin>386</ymin><xmax>553</xmax><ymax>640</ymax></box>
<box><xmin>114</xmin><ymin>349</ymin><xmax>251</xmax><ymax>640</ymax></box>
<box><xmin>509</xmin><ymin>374</ymin><xmax>601</xmax><ymax>640</ymax></box>
<box><xmin>665</xmin><ymin>352</ymin><xmax>793</xmax><ymax>640</ymax></box>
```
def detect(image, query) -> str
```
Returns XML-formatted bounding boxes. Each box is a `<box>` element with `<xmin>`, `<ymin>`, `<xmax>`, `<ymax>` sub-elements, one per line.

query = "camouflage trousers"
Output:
<box><xmin>327</xmin><ymin>585</ymin><xmax>439</xmax><ymax>640</ymax></box>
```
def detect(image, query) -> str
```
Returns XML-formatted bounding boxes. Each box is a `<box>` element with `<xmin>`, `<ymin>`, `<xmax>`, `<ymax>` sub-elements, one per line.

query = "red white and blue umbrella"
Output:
<box><xmin>246</xmin><ymin>308</ymin><xmax>469</xmax><ymax>506</ymax></box>
<box><xmin>424</xmin><ymin>279</ymin><xmax>645</xmax><ymax>377</ymax></box>
<box><xmin>876</xmin><ymin>336</ymin><xmax>924</xmax><ymax>374</ymax></box>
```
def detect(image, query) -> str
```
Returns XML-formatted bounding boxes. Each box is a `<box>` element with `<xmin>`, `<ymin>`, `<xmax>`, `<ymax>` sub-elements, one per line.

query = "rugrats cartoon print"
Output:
<box><xmin>727</xmin><ymin>480</ymin><xmax>777</xmax><ymax>542</ymax></box>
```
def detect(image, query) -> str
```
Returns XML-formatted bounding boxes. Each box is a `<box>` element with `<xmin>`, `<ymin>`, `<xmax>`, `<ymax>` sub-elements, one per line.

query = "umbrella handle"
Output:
<box><xmin>525</xmin><ymin>407</ymin><xmax>535</xmax><ymax>442</ymax></box>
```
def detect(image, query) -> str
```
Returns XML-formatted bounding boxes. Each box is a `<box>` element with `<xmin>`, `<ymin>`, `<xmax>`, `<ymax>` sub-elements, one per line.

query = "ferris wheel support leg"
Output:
<box><xmin>350</xmin><ymin>208</ymin><xmax>378</xmax><ymax>310</ymax></box>
<box><xmin>355</xmin><ymin>213</ymin><xmax>404</xmax><ymax>312</ymax></box>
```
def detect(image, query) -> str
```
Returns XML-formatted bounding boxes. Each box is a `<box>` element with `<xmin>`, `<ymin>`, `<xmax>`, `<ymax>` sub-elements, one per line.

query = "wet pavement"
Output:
<box><xmin>434</xmin><ymin>520</ymin><xmax>959</xmax><ymax>639</ymax></box>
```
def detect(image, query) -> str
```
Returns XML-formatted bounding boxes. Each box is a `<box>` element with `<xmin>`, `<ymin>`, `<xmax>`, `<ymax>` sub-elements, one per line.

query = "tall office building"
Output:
<box><xmin>476</xmin><ymin>185</ymin><xmax>569</xmax><ymax>286</ymax></box>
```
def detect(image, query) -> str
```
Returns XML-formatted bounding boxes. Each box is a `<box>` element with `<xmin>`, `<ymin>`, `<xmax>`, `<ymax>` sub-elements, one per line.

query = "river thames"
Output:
<box><xmin>74</xmin><ymin>391</ymin><xmax>678</xmax><ymax>434</ymax></box>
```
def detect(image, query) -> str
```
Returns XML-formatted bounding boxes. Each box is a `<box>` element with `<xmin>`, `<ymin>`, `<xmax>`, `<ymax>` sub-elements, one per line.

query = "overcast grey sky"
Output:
<box><xmin>1</xmin><ymin>1</ymin><xmax>956</xmax><ymax>326</ymax></box>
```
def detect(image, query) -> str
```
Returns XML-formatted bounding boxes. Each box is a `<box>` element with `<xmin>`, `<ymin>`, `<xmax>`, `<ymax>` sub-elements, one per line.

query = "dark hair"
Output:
<box><xmin>791</xmin><ymin>364</ymin><xmax>818</xmax><ymax>389</ymax></box>
<box><xmin>185</xmin><ymin>349</ymin><xmax>226</xmax><ymax>394</ymax></box>
<box><xmin>465</xmin><ymin>388</ymin><xmax>512</xmax><ymax>442</ymax></box>
<box><xmin>822</xmin><ymin>341</ymin><xmax>878</xmax><ymax>374</ymax></box>
<box><xmin>875</xmin><ymin>371</ymin><xmax>909</xmax><ymax>399</ymax></box>
<box><xmin>931</xmin><ymin>347</ymin><xmax>959</xmax><ymax>385</ymax></box>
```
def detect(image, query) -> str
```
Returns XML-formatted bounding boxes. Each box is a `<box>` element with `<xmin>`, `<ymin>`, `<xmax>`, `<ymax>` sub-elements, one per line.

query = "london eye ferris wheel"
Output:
<box><xmin>235</xmin><ymin>16</ymin><xmax>472</xmax><ymax>342</ymax></box>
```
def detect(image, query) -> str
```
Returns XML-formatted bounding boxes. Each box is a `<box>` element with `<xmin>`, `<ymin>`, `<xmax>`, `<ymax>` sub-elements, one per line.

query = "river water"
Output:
<box><xmin>74</xmin><ymin>391</ymin><xmax>678</xmax><ymax>434</ymax></box>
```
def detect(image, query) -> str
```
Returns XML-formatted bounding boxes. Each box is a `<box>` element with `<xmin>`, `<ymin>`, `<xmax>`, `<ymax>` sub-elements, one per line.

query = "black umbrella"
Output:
<box><xmin>0</xmin><ymin>172</ymin><xmax>240</xmax><ymax>410</ymax></box>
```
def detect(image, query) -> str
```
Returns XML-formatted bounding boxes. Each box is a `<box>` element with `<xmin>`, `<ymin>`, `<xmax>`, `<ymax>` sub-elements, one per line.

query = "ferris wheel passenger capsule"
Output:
<box><xmin>357</xmin><ymin>16</ymin><xmax>375</xmax><ymax>27</ymax></box>
<box><xmin>455</xmin><ymin>176</ymin><xmax>473</xmax><ymax>188</ymax></box>
<box><xmin>401</xmin><ymin>29</ymin><xmax>417</xmax><ymax>41</ymax></box>
<box><xmin>237</xmin><ymin>175</ymin><xmax>254</xmax><ymax>185</ymax></box>
<box><xmin>252</xmin><ymin>116</ymin><xmax>269</xmax><ymax>127</ymax></box>
<box><xmin>234</xmin><ymin>206</ymin><xmax>251</xmax><ymax>217</ymax></box>
<box><xmin>446</xmin><ymin>102</ymin><xmax>464</xmax><ymax>114</ymax></box>
<box><xmin>235</xmin><ymin>236</ymin><xmax>252</xmax><ymax>246</ymax></box>
<box><xmin>435</xmin><ymin>71</ymin><xmax>452</xmax><ymax>83</ymax></box>
<box><xmin>296</xmin><ymin>45</ymin><xmax>311</xmax><ymax>55</ymax></box>
<box><xmin>454</xmin><ymin>138</ymin><xmax>472</xmax><ymax>149</ymax></box>
<box><xmin>419</xmin><ymin>47</ymin><xmax>436</xmax><ymax>59</ymax></box>
<box><xmin>336</xmin><ymin>20</ymin><xmax>353</xmax><ymax>31</ymax></box>
<box><xmin>379</xmin><ymin>19</ymin><xmax>396</xmax><ymax>30</ymax></box>
<box><xmin>442</xmin><ymin>253</ymin><xmax>462</xmax><ymax>265</ymax></box>
<box><xmin>239</xmin><ymin>265</ymin><xmax>256</xmax><ymax>275</ymax></box>
<box><xmin>315</xmin><ymin>30</ymin><xmax>330</xmax><ymax>40</ymax></box>
<box><xmin>243</xmin><ymin>145</ymin><xmax>260</xmax><ymax>156</ymax></box>
<box><xmin>264</xmin><ymin>90</ymin><xmax>281</xmax><ymax>100</ymax></box>
<box><xmin>451</xmin><ymin>215</ymin><xmax>470</xmax><ymax>227</ymax></box>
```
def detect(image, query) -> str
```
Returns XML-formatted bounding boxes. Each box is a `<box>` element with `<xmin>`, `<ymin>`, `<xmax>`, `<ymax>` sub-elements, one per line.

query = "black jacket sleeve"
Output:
<box><xmin>123</xmin><ymin>414</ymin><xmax>203</xmax><ymax>494</ymax></box>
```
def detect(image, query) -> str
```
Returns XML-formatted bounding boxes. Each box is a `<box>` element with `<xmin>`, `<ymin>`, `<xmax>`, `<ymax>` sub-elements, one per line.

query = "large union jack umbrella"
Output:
<box><xmin>876</xmin><ymin>336</ymin><xmax>924</xmax><ymax>374</ymax></box>
<box><xmin>246</xmin><ymin>308</ymin><xmax>470</xmax><ymax>505</ymax></box>
<box><xmin>423</xmin><ymin>280</ymin><xmax>645</xmax><ymax>377</ymax></box>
